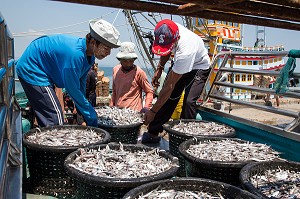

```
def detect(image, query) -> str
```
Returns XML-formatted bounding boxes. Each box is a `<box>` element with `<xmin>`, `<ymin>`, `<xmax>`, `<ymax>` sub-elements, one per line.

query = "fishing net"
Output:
<box><xmin>274</xmin><ymin>49</ymin><xmax>300</xmax><ymax>94</ymax></box>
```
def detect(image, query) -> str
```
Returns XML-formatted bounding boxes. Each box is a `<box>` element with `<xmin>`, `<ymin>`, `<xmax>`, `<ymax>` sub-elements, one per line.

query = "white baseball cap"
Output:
<box><xmin>89</xmin><ymin>19</ymin><xmax>121</xmax><ymax>48</ymax></box>
<box><xmin>116</xmin><ymin>42</ymin><xmax>138</xmax><ymax>60</ymax></box>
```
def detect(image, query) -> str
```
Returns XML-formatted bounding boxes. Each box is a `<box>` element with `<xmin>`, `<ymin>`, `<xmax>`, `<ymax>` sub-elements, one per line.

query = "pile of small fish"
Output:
<box><xmin>95</xmin><ymin>106</ymin><xmax>143</xmax><ymax>125</ymax></box>
<box><xmin>186</xmin><ymin>139</ymin><xmax>280</xmax><ymax>162</ymax></box>
<box><xmin>68</xmin><ymin>144</ymin><xmax>175</xmax><ymax>178</ymax></box>
<box><xmin>171</xmin><ymin>121</ymin><xmax>234</xmax><ymax>136</ymax></box>
<box><xmin>132</xmin><ymin>189</ymin><xmax>224</xmax><ymax>199</ymax></box>
<box><xmin>25</xmin><ymin>128</ymin><xmax>104</xmax><ymax>146</ymax></box>
<box><xmin>251</xmin><ymin>167</ymin><xmax>300</xmax><ymax>198</ymax></box>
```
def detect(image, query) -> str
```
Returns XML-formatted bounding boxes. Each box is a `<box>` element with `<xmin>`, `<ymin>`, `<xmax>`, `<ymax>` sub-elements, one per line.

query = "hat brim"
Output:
<box><xmin>116</xmin><ymin>52</ymin><xmax>138</xmax><ymax>60</ymax></box>
<box><xmin>90</xmin><ymin>23</ymin><xmax>121</xmax><ymax>49</ymax></box>
<box><xmin>152</xmin><ymin>42</ymin><xmax>175</xmax><ymax>56</ymax></box>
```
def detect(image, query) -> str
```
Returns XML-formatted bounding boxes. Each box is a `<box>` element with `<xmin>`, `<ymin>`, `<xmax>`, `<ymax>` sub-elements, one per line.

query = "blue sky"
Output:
<box><xmin>1</xmin><ymin>0</ymin><xmax>300</xmax><ymax>68</ymax></box>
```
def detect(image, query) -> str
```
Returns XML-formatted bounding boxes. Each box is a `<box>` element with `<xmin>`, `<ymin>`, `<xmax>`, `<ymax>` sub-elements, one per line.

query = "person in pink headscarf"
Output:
<box><xmin>110</xmin><ymin>42</ymin><xmax>154</xmax><ymax>113</ymax></box>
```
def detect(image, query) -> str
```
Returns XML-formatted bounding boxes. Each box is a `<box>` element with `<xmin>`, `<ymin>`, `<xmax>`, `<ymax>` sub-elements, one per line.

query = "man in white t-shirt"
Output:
<box><xmin>142</xmin><ymin>19</ymin><xmax>211</xmax><ymax>143</ymax></box>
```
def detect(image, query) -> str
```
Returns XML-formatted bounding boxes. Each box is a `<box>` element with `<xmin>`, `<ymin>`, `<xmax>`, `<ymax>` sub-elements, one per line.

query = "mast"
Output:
<box><xmin>123</xmin><ymin>10</ymin><xmax>157</xmax><ymax>72</ymax></box>
<box><xmin>255</xmin><ymin>26</ymin><xmax>266</xmax><ymax>47</ymax></box>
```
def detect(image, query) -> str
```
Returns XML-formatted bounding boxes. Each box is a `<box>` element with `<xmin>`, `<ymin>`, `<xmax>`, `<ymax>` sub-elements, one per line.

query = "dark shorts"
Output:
<box><xmin>19</xmin><ymin>78</ymin><xmax>64</xmax><ymax>127</ymax></box>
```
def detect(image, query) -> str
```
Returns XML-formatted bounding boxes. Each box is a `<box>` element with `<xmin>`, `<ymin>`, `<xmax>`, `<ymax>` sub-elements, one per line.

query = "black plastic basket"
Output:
<box><xmin>179</xmin><ymin>137</ymin><xmax>255</xmax><ymax>186</ymax></box>
<box><xmin>163</xmin><ymin>119</ymin><xmax>235</xmax><ymax>177</ymax></box>
<box><xmin>123</xmin><ymin>177</ymin><xmax>261</xmax><ymax>199</ymax></box>
<box><xmin>23</xmin><ymin>125</ymin><xmax>111</xmax><ymax>198</ymax></box>
<box><xmin>64</xmin><ymin>143</ymin><xmax>179</xmax><ymax>199</ymax></box>
<box><xmin>240</xmin><ymin>160</ymin><xmax>300</xmax><ymax>199</ymax></box>
<box><xmin>98</xmin><ymin>122</ymin><xmax>142</xmax><ymax>144</ymax></box>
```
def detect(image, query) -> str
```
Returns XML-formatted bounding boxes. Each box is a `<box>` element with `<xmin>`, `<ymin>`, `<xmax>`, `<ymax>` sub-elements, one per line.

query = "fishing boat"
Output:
<box><xmin>193</xmin><ymin>19</ymin><xmax>286</xmax><ymax>100</ymax></box>
<box><xmin>1</xmin><ymin>0</ymin><xmax>300</xmax><ymax>198</ymax></box>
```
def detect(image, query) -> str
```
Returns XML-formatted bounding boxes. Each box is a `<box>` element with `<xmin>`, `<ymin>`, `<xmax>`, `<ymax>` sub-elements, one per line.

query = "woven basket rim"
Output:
<box><xmin>64</xmin><ymin>143</ymin><xmax>179</xmax><ymax>187</ymax></box>
<box><xmin>98</xmin><ymin>122</ymin><xmax>143</xmax><ymax>129</ymax></box>
<box><xmin>122</xmin><ymin>177</ymin><xmax>260</xmax><ymax>199</ymax></box>
<box><xmin>163</xmin><ymin>119</ymin><xmax>235</xmax><ymax>138</ymax></box>
<box><xmin>240</xmin><ymin>160</ymin><xmax>300</xmax><ymax>198</ymax></box>
<box><xmin>179</xmin><ymin>137</ymin><xmax>256</xmax><ymax>167</ymax></box>
<box><xmin>23</xmin><ymin>125</ymin><xmax>111</xmax><ymax>152</ymax></box>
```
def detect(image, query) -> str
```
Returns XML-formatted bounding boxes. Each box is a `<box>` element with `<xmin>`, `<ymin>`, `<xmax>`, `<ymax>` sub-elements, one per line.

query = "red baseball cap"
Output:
<box><xmin>152</xmin><ymin>19</ymin><xmax>179</xmax><ymax>56</ymax></box>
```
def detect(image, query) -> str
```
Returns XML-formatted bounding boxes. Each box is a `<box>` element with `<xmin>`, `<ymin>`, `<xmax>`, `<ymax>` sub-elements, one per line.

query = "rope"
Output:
<box><xmin>274</xmin><ymin>49</ymin><xmax>300</xmax><ymax>94</ymax></box>
<box><xmin>211</xmin><ymin>36</ymin><xmax>219</xmax><ymax>61</ymax></box>
<box><xmin>112</xmin><ymin>9</ymin><xmax>122</xmax><ymax>25</ymax></box>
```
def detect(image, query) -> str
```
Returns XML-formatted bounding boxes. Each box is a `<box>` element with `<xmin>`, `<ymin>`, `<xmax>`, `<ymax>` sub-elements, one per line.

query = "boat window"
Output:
<box><xmin>247</xmin><ymin>74</ymin><xmax>252</xmax><ymax>81</ymax></box>
<box><xmin>279</xmin><ymin>57</ymin><xmax>282</xmax><ymax>61</ymax></box>
<box><xmin>235</xmin><ymin>74</ymin><xmax>240</xmax><ymax>82</ymax></box>
<box><xmin>228</xmin><ymin>60</ymin><xmax>234</xmax><ymax>65</ymax></box>
<box><xmin>241</xmin><ymin>89</ymin><xmax>246</xmax><ymax>93</ymax></box>
<box><xmin>242</xmin><ymin>61</ymin><xmax>246</xmax><ymax>65</ymax></box>
<box><xmin>234</xmin><ymin>23</ymin><xmax>239</xmax><ymax>27</ymax></box>
<box><xmin>228</xmin><ymin>22</ymin><xmax>233</xmax><ymax>26</ymax></box>
<box><xmin>208</xmin><ymin>19</ymin><xmax>214</xmax><ymax>24</ymax></box>
<box><xmin>264</xmin><ymin>60</ymin><xmax>268</xmax><ymax>64</ymax></box>
<box><xmin>274</xmin><ymin>58</ymin><xmax>277</xmax><ymax>62</ymax></box>
<box><xmin>242</xmin><ymin>74</ymin><xmax>246</xmax><ymax>81</ymax></box>
<box><xmin>235</xmin><ymin>60</ymin><xmax>240</xmax><ymax>65</ymax></box>
<box><xmin>235</xmin><ymin>89</ymin><xmax>240</xmax><ymax>93</ymax></box>
<box><xmin>248</xmin><ymin>61</ymin><xmax>252</xmax><ymax>65</ymax></box>
<box><xmin>227</xmin><ymin>74</ymin><xmax>232</xmax><ymax>82</ymax></box>
<box><xmin>253</xmin><ymin>61</ymin><xmax>258</xmax><ymax>65</ymax></box>
<box><xmin>216</xmin><ymin>20</ymin><xmax>221</xmax><ymax>24</ymax></box>
<box><xmin>269</xmin><ymin>59</ymin><xmax>273</xmax><ymax>63</ymax></box>
<box><xmin>259</xmin><ymin>60</ymin><xmax>262</xmax><ymax>65</ymax></box>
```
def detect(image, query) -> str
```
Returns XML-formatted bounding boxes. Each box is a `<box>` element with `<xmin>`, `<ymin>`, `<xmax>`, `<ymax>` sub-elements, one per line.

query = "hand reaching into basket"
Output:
<box><xmin>143</xmin><ymin>108</ymin><xmax>156</xmax><ymax>125</ymax></box>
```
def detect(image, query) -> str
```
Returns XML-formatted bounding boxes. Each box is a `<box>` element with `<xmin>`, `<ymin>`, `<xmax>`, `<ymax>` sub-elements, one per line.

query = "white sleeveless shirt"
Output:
<box><xmin>172</xmin><ymin>23</ymin><xmax>211</xmax><ymax>74</ymax></box>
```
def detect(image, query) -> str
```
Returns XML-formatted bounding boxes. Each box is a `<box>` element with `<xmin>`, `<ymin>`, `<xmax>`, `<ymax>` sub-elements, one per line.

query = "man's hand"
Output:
<box><xmin>140</xmin><ymin>107</ymin><xmax>149</xmax><ymax>114</ymax></box>
<box><xmin>152</xmin><ymin>55</ymin><xmax>170</xmax><ymax>88</ymax></box>
<box><xmin>144</xmin><ymin>109</ymin><xmax>156</xmax><ymax>125</ymax></box>
<box><xmin>151</xmin><ymin>68</ymin><xmax>163</xmax><ymax>89</ymax></box>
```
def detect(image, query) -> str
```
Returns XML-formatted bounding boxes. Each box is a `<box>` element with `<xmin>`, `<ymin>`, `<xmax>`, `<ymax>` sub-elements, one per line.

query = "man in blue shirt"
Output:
<box><xmin>16</xmin><ymin>19</ymin><xmax>121</xmax><ymax>127</ymax></box>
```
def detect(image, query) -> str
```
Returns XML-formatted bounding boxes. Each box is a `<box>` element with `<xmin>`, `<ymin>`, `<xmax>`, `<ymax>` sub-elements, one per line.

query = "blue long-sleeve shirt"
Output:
<box><xmin>16</xmin><ymin>34</ymin><xmax>97</xmax><ymax>127</ymax></box>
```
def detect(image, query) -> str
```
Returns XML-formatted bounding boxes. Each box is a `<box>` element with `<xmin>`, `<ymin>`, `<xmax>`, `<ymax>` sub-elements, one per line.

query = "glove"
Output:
<box><xmin>140</xmin><ymin>107</ymin><xmax>149</xmax><ymax>114</ymax></box>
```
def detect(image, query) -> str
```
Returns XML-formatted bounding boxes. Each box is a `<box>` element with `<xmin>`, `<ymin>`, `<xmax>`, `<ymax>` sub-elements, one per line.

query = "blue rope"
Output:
<box><xmin>274</xmin><ymin>49</ymin><xmax>300</xmax><ymax>94</ymax></box>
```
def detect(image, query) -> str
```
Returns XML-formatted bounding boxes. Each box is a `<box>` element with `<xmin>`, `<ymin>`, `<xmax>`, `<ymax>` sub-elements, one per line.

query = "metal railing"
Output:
<box><xmin>0</xmin><ymin>12</ymin><xmax>22</xmax><ymax>199</ymax></box>
<box><xmin>202</xmin><ymin>51</ymin><xmax>300</xmax><ymax>132</ymax></box>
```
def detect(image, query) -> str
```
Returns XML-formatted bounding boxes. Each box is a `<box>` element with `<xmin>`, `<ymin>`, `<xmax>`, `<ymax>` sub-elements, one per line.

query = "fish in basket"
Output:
<box><xmin>240</xmin><ymin>160</ymin><xmax>300</xmax><ymax>199</ymax></box>
<box><xmin>64</xmin><ymin>142</ymin><xmax>179</xmax><ymax>199</ymax></box>
<box><xmin>179</xmin><ymin>137</ymin><xmax>282</xmax><ymax>186</ymax></box>
<box><xmin>163</xmin><ymin>119</ymin><xmax>236</xmax><ymax>177</ymax></box>
<box><xmin>95</xmin><ymin>106</ymin><xmax>143</xmax><ymax>144</ymax></box>
<box><xmin>122</xmin><ymin>177</ymin><xmax>261</xmax><ymax>199</ymax></box>
<box><xmin>22</xmin><ymin>125</ymin><xmax>111</xmax><ymax>198</ymax></box>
